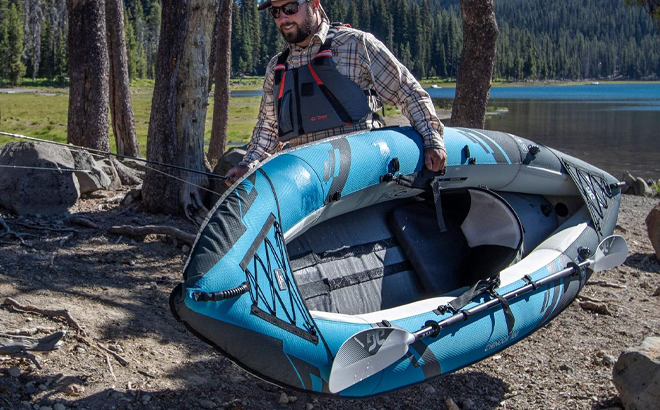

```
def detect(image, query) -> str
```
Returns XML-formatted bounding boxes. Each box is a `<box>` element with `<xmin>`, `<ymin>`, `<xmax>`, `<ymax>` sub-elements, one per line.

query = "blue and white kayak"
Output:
<box><xmin>170</xmin><ymin>126</ymin><xmax>625</xmax><ymax>397</ymax></box>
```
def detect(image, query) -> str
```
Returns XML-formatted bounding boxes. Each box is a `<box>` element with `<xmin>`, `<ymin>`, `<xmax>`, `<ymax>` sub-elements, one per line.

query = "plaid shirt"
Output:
<box><xmin>241</xmin><ymin>20</ymin><xmax>445</xmax><ymax>166</ymax></box>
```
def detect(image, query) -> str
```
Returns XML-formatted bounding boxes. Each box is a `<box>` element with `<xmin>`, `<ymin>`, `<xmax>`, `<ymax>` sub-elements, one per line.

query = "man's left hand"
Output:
<box><xmin>424</xmin><ymin>147</ymin><xmax>447</xmax><ymax>172</ymax></box>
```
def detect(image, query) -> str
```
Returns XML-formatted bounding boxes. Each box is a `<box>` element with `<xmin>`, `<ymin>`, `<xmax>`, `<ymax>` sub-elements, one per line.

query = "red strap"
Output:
<box><xmin>278</xmin><ymin>72</ymin><xmax>287</xmax><ymax>99</ymax></box>
<box><xmin>308</xmin><ymin>65</ymin><xmax>323</xmax><ymax>86</ymax></box>
<box><xmin>312</xmin><ymin>50</ymin><xmax>333</xmax><ymax>61</ymax></box>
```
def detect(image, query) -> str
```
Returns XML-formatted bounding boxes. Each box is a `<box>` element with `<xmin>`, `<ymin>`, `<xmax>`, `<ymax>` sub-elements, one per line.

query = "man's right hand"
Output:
<box><xmin>225</xmin><ymin>164</ymin><xmax>249</xmax><ymax>186</ymax></box>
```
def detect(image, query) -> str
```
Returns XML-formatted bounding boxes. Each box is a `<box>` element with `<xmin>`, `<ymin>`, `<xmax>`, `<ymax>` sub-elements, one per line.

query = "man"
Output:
<box><xmin>225</xmin><ymin>0</ymin><xmax>446</xmax><ymax>184</ymax></box>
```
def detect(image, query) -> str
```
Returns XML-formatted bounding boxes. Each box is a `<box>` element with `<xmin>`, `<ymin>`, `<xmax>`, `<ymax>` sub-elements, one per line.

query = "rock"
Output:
<box><xmin>0</xmin><ymin>142</ymin><xmax>80</xmax><ymax>215</ymax></box>
<box><xmin>460</xmin><ymin>397</ymin><xmax>475</xmax><ymax>409</ymax></box>
<box><xmin>634</xmin><ymin>177</ymin><xmax>655</xmax><ymax>197</ymax></box>
<box><xmin>603</xmin><ymin>354</ymin><xmax>617</xmax><ymax>367</ymax></box>
<box><xmin>100</xmin><ymin>159</ymin><xmax>121</xmax><ymax>189</ymax></box>
<box><xmin>622</xmin><ymin>173</ymin><xmax>636</xmax><ymax>194</ymax></box>
<box><xmin>445</xmin><ymin>398</ymin><xmax>460</xmax><ymax>410</ymax></box>
<box><xmin>279</xmin><ymin>392</ymin><xmax>290</xmax><ymax>404</ymax></box>
<box><xmin>9</xmin><ymin>365</ymin><xmax>21</xmax><ymax>377</ymax></box>
<box><xmin>560</xmin><ymin>363</ymin><xmax>574</xmax><ymax>372</ymax></box>
<box><xmin>612</xmin><ymin>337</ymin><xmax>660</xmax><ymax>410</ymax></box>
<box><xmin>198</xmin><ymin>399</ymin><xmax>215</xmax><ymax>409</ymax></box>
<box><xmin>70</xmin><ymin>150</ymin><xmax>114</xmax><ymax>194</ymax></box>
<box><xmin>53</xmin><ymin>403</ymin><xmax>66</xmax><ymax>410</ymax></box>
<box><xmin>646</xmin><ymin>203</ymin><xmax>660</xmax><ymax>261</ymax></box>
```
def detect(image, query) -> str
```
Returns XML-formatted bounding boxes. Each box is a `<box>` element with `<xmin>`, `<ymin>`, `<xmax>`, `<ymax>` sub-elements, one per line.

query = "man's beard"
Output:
<box><xmin>279</xmin><ymin>12</ymin><xmax>314</xmax><ymax>44</ymax></box>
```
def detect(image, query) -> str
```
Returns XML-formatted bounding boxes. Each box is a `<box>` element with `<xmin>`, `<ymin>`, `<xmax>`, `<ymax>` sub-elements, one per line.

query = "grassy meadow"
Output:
<box><xmin>0</xmin><ymin>77</ymin><xmax>265</xmax><ymax>153</ymax></box>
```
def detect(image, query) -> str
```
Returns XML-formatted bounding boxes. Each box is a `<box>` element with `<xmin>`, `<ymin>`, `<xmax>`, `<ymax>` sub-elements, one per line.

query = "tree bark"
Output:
<box><xmin>66</xmin><ymin>0</ymin><xmax>110</xmax><ymax>151</ymax></box>
<box><xmin>105</xmin><ymin>0</ymin><xmax>140</xmax><ymax>157</ymax></box>
<box><xmin>142</xmin><ymin>0</ymin><xmax>216</xmax><ymax>220</ymax></box>
<box><xmin>208</xmin><ymin>0</ymin><xmax>233</xmax><ymax>163</ymax></box>
<box><xmin>450</xmin><ymin>0</ymin><xmax>498</xmax><ymax>129</ymax></box>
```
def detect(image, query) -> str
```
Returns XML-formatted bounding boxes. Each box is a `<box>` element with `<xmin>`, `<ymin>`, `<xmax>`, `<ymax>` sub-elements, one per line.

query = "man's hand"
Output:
<box><xmin>224</xmin><ymin>164</ymin><xmax>249</xmax><ymax>186</ymax></box>
<box><xmin>424</xmin><ymin>147</ymin><xmax>447</xmax><ymax>172</ymax></box>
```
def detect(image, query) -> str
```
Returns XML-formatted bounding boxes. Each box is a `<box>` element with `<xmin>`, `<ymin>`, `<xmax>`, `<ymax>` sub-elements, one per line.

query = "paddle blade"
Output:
<box><xmin>329</xmin><ymin>327</ymin><xmax>415</xmax><ymax>394</ymax></box>
<box><xmin>592</xmin><ymin>235</ymin><xmax>628</xmax><ymax>272</ymax></box>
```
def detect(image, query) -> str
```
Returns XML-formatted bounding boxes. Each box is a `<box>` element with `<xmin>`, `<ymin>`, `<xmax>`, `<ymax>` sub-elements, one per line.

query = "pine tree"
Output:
<box><xmin>39</xmin><ymin>12</ymin><xmax>53</xmax><ymax>79</ymax></box>
<box><xmin>146</xmin><ymin>1</ymin><xmax>161</xmax><ymax>79</ymax></box>
<box><xmin>125</xmin><ymin>15</ymin><xmax>138</xmax><ymax>79</ymax></box>
<box><xmin>0</xmin><ymin>0</ymin><xmax>8</xmax><ymax>83</ymax></box>
<box><xmin>5</xmin><ymin>2</ymin><xmax>25</xmax><ymax>86</ymax></box>
<box><xmin>54</xmin><ymin>27</ymin><xmax>66</xmax><ymax>84</ymax></box>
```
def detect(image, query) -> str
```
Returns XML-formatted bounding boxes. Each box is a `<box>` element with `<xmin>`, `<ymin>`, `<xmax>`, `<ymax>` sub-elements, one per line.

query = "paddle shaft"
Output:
<box><xmin>411</xmin><ymin>259</ymin><xmax>592</xmax><ymax>341</ymax></box>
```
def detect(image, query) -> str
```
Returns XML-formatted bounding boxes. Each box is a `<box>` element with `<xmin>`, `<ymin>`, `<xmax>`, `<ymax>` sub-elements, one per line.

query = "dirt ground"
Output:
<box><xmin>1</xmin><ymin>191</ymin><xmax>659</xmax><ymax>410</ymax></box>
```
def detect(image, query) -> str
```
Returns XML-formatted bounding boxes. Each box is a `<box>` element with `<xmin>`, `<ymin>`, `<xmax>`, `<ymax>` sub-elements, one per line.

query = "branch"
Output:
<box><xmin>109</xmin><ymin>224</ymin><xmax>196</xmax><ymax>245</ymax></box>
<box><xmin>0</xmin><ymin>216</ymin><xmax>9</xmax><ymax>234</ymax></box>
<box><xmin>69</xmin><ymin>216</ymin><xmax>102</xmax><ymax>230</ymax></box>
<box><xmin>2</xmin><ymin>298</ymin><xmax>87</xmax><ymax>337</ymax></box>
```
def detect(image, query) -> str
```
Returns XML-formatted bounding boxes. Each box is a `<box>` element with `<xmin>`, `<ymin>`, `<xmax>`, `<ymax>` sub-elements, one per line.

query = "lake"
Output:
<box><xmin>427</xmin><ymin>83</ymin><xmax>660</xmax><ymax>181</ymax></box>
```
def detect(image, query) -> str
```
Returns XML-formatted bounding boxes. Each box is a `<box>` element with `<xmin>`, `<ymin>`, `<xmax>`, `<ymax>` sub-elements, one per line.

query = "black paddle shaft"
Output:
<box><xmin>411</xmin><ymin>259</ymin><xmax>591</xmax><ymax>341</ymax></box>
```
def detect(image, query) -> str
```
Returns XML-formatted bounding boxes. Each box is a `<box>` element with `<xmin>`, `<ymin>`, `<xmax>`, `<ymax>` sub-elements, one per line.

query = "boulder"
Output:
<box><xmin>97</xmin><ymin>158</ymin><xmax>123</xmax><ymax>189</ymax></box>
<box><xmin>622</xmin><ymin>173</ymin><xmax>635</xmax><ymax>195</ymax></box>
<box><xmin>634</xmin><ymin>177</ymin><xmax>655</xmax><ymax>197</ymax></box>
<box><xmin>612</xmin><ymin>337</ymin><xmax>660</xmax><ymax>410</ymax></box>
<box><xmin>70</xmin><ymin>150</ymin><xmax>116</xmax><ymax>194</ymax></box>
<box><xmin>646</xmin><ymin>203</ymin><xmax>660</xmax><ymax>261</ymax></box>
<box><xmin>0</xmin><ymin>142</ymin><xmax>80</xmax><ymax>215</ymax></box>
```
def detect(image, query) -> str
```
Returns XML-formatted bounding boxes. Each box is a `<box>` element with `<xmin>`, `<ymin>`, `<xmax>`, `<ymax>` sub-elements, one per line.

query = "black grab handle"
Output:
<box><xmin>192</xmin><ymin>282</ymin><xmax>250</xmax><ymax>302</ymax></box>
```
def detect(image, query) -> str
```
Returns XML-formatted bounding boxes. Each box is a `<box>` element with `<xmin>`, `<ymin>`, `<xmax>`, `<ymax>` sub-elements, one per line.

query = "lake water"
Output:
<box><xmin>427</xmin><ymin>84</ymin><xmax>660</xmax><ymax>181</ymax></box>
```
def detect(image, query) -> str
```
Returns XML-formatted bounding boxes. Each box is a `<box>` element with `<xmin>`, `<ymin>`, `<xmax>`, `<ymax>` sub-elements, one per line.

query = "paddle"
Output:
<box><xmin>328</xmin><ymin>235</ymin><xmax>628</xmax><ymax>393</ymax></box>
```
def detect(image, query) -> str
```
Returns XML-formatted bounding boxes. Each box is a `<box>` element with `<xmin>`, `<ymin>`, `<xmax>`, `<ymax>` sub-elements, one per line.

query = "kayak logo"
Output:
<box><xmin>367</xmin><ymin>330</ymin><xmax>386</xmax><ymax>353</ymax></box>
<box><xmin>310</xmin><ymin>115</ymin><xmax>328</xmax><ymax>122</ymax></box>
<box><xmin>353</xmin><ymin>328</ymin><xmax>390</xmax><ymax>355</ymax></box>
<box><xmin>485</xmin><ymin>330</ymin><xmax>520</xmax><ymax>352</ymax></box>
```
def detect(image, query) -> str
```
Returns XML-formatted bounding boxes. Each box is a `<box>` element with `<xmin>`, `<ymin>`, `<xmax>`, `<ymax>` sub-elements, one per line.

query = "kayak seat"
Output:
<box><xmin>287</xmin><ymin>198</ymin><xmax>427</xmax><ymax>315</ymax></box>
<box><xmin>388</xmin><ymin>189</ymin><xmax>523</xmax><ymax>296</ymax></box>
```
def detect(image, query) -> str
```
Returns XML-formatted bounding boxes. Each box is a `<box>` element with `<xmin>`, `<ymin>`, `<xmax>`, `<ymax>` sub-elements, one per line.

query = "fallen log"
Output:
<box><xmin>109</xmin><ymin>224</ymin><xmax>196</xmax><ymax>245</ymax></box>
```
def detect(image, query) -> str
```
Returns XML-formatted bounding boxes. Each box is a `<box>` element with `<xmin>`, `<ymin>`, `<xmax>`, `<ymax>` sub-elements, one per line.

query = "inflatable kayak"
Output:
<box><xmin>170</xmin><ymin>126</ymin><xmax>626</xmax><ymax>397</ymax></box>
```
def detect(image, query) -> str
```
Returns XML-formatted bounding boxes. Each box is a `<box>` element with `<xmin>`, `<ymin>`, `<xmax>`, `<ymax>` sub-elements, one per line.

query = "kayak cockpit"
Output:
<box><xmin>287</xmin><ymin>187</ymin><xmax>535</xmax><ymax>316</ymax></box>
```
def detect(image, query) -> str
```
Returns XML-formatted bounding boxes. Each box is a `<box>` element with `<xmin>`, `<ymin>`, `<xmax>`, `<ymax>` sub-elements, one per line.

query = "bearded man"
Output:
<box><xmin>226</xmin><ymin>0</ymin><xmax>447</xmax><ymax>184</ymax></box>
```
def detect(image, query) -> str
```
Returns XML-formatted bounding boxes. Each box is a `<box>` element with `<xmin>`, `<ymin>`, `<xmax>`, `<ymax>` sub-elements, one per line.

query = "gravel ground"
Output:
<box><xmin>1</xmin><ymin>193</ymin><xmax>658</xmax><ymax>410</ymax></box>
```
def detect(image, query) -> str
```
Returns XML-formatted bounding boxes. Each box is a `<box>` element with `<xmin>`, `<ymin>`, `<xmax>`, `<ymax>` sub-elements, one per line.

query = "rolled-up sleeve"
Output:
<box><xmin>360</xmin><ymin>33</ymin><xmax>445</xmax><ymax>152</ymax></box>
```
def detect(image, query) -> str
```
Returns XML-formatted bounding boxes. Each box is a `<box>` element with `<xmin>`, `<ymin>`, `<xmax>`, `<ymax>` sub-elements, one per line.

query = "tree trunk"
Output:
<box><xmin>208</xmin><ymin>0</ymin><xmax>232</xmax><ymax>163</ymax></box>
<box><xmin>142</xmin><ymin>0</ymin><xmax>216</xmax><ymax>220</ymax></box>
<box><xmin>450</xmin><ymin>0</ymin><xmax>498</xmax><ymax>129</ymax></box>
<box><xmin>105</xmin><ymin>0</ymin><xmax>140</xmax><ymax>157</ymax></box>
<box><xmin>66</xmin><ymin>0</ymin><xmax>109</xmax><ymax>151</ymax></box>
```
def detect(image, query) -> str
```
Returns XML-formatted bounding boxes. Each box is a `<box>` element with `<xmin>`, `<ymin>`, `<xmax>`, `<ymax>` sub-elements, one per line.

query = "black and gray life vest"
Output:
<box><xmin>273</xmin><ymin>24</ymin><xmax>374</xmax><ymax>141</ymax></box>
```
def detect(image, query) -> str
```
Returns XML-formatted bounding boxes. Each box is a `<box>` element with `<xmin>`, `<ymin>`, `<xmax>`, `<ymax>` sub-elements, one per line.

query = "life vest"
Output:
<box><xmin>273</xmin><ymin>24</ymin><xmax>374</xmax><ymax>141</ymax></box>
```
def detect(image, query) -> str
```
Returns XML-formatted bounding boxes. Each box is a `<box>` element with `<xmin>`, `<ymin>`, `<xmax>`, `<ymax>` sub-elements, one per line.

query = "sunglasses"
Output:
<box><xmin>269</xmin><ymin>0</ymin><xmax>310</xmax><ymax>19</ymax></box>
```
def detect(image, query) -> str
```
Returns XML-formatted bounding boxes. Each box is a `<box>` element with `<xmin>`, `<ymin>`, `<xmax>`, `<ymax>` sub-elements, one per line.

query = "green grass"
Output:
<box><xmin>0</xmin><ymin>92</ymin><xmax>69</xmax><ymax>145</ymax></box>
<box><xmin>652</xmin><ymin>181</ymin><xmax>660</xmax><ymax>194</ymax></box>
<box><xmin>0</xmin><ymin>81</ymin><xmax>262</xmax><ymax>151</ymax></box>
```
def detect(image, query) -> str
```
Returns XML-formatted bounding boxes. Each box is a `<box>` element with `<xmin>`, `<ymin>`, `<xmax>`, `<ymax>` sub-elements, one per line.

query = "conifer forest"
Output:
<box><xmin>0</xmin><ymin>0</ymin><xmax>659</xmax><ymax>87</ymax></box>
